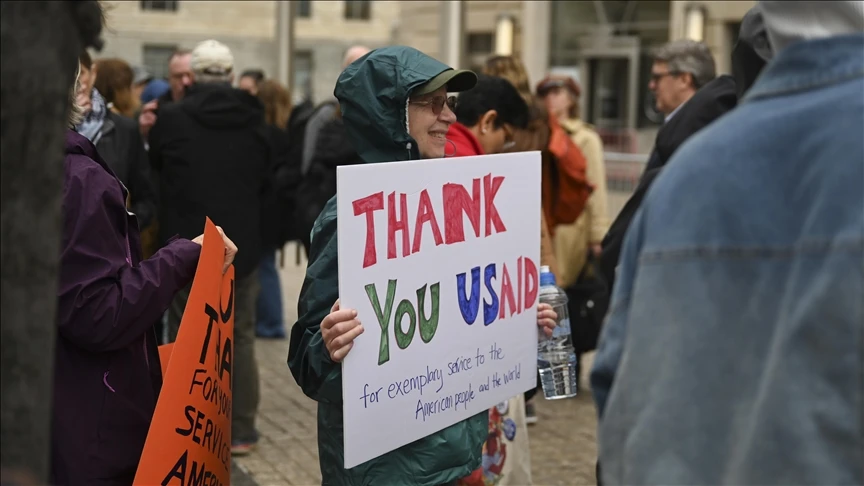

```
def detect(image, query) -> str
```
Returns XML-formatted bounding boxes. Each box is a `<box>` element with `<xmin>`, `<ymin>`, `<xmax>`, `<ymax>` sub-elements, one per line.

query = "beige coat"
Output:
<box><xmin>553</xmin><ymin>118</ymin><xmax>610</xmax><ymax>288</ymax></box>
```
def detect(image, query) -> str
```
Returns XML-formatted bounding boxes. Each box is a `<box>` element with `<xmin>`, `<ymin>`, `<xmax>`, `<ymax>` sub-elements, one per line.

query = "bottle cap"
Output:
<box><xmin>539</xmin><ymin>268</ymin><xmax>556</xmax><ymax>286</ymax></box>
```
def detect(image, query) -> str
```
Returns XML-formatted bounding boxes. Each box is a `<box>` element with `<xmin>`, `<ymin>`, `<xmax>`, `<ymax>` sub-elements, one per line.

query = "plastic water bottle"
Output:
<box><xmin>537</xmin><ymin>266</ymin><xmax>578</xmax><ymax>399</ymax></box>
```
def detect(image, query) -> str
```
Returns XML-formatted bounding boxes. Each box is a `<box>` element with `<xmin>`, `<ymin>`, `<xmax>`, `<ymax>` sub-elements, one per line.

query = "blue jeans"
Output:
<box><xmin>256</xmin><ymin>249</ymin><xmax>285</xmax><ymax>338</ymax></box>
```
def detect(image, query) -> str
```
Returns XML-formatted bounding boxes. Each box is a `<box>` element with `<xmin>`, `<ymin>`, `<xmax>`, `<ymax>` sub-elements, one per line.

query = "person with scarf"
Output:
<box><xmin>75</xmin><ymin>51</ymin><xmax>157</xmax><ymax>234</ymax></box>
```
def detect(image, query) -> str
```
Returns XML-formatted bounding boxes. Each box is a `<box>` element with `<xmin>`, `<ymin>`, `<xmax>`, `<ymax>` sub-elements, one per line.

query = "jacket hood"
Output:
<box><xmin>334</xmin><ymin>46</ymin><xmax>453</xmax><ymax>163</ymax></box>
<box><xmin>180</xmin><ymin>83</ymin><xmax>264</xmax><ymax>128</ymax></box>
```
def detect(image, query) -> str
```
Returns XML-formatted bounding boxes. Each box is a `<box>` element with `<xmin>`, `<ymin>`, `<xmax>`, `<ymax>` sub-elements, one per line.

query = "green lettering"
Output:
<box><xmin>417</xmin><ymin>283</ymin><xmax>440</xmax><ymax>343</ymax></box>
<box><xmin>394</xmin><ymin>299</ymin><xmax>416</xmax><ymax>350</ymax></box>
<box><xmin>365</xmin><ymin>280</ymin><xmax>397</xmax><ymax>365</ymax></box>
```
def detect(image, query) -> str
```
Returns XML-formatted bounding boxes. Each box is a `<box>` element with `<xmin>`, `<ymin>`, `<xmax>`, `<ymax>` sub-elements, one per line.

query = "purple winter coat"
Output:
<box><xmin>51</xmin><ymin>130</ymin><xmax>201</xmax><ymax>485</ymax></box>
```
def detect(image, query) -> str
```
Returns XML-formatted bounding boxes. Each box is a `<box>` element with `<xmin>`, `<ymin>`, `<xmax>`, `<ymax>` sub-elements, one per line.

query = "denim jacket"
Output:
<box><xmin>591</xmin><ymin>34</ymin><xmax>864</xmax><ymax>485</ymax></box>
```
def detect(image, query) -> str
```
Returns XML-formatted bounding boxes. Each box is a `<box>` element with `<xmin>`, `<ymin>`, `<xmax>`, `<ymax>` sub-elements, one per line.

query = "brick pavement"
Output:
<box><xmin>233</xmin><ymin>243</ymin><xmax>600</xmax><ymax>485</ymax></box>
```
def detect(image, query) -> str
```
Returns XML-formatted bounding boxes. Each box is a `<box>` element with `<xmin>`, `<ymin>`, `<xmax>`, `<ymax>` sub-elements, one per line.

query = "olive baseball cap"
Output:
<box><xmin>413</xmin><ymin>69</ymin><xmax>477</xmax><ymax>95</ymax></box>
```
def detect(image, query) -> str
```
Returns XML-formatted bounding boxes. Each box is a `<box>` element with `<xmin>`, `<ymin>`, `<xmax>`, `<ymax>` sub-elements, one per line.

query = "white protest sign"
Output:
<box><xmin>337</xmin><ymin>151</ymin><xmax>541</xmax><ymax>469</ymax></box>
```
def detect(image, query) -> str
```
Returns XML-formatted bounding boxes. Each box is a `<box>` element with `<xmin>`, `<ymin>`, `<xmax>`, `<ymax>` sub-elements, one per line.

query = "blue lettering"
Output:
<box><xmin>483</xmin><ymin>263</ymin><xmax>499</xmax><ymax>325</ymax></box>
<box><xmin>456</xmin><ymin>267</ymin><xmax>481</xmax><ymax>324</ymax></box>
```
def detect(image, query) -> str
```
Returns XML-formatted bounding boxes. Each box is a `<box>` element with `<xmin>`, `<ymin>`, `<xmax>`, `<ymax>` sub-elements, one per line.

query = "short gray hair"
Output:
<box><xmin>653</xmin><ymin>40</ymin><xmax>716</xmax><ymax>89</ymax></box>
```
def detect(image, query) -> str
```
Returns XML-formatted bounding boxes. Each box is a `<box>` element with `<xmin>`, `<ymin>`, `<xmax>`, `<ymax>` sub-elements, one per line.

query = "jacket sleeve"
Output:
<box><xmin>590</xmin><ymin>203</ymin><xmax>646</xmax><ymax>417</ymax></box>
<box><xmin>287</xmin><ymin>201</ymin><xmax>343</xmax><ymax>404</ymax></box>
<box><xmin>57</xmin><ymin>160</ymin><xmax>201</xmax><ymax>352</ymax></box>
<box><xmin>582</xmin><ymin>130</ymin><xmax>610</xmax><ymax>243</ymax></box>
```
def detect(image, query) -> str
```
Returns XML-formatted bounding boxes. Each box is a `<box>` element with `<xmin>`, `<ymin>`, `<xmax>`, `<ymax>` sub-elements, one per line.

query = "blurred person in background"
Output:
<box><xmin>149</xmin><ymin>39</ymin><xmax>269</xmax><ymax>456</ymax></box>
<box><xmin>289</xmin><ymin>44</ymin><xmax>370</xmax><ymax>257</ymax></box>
<box><xmin>448</xmin><ymin>73</ymin><xmax>542</xmax><ymax>486</ymax></box>
<box><xmin>255</xmin><ymin>79</ymin><xmax>296</xmax><ymax>339</ymax></box>
<box><xmin>138</xmin><ymin>49</ymin><xmax>192</xmax><ymax>141</ymax></box>
<box><xmin>54</xmin><ymin>59</ymin><xmax>236</xmax><ymax>486</ymax></box>
<box><xmin>449</xmin><ymin>74</ymin><xmax>528</xmax><ymax>157</ymax></box>
<box><xmin>537</xmin><ymin>74</ymin><xmax>610</xmax><ymax>377</ymax></box>
<box><xmin>238</xmin><ymin>69</ymin><xmax>265</xmax><ymax>96</ymax></box>
<box><xmin>131</xmin><ymin>65</ymin><xmax>152</xmax><ymax>103</ymax></box>
<box><xmin>484</xmin><ymin>55</ymin><xmax>592</xmax><ymax>425</ymax></box>
<box><xmin>93</xmin><ymin>58</ymin><xmax>140</xmax><ymax>118</ymax></box>
<box><xmin>76</xmin><ymin>52</ymin><xmax>157</xmax><ymax>235</ymax></box>
<box><xmin>649</xmin><ymin>39</ymin><xmax>716</xmax><ymax>125</ymax></box>
<box><xmin>591</xmin><ymin>2</ymin><xmax>864</xmax><ymax>483</ymax></box>
<box><xmin>599</xmin><ymin>40</ymin><xmax>728</xmax><ymax>295</ymax></box>
<box><xmin>537</xmin><ymin>75</ymin><xmax>608</xmax><ymax>288</ymax></box>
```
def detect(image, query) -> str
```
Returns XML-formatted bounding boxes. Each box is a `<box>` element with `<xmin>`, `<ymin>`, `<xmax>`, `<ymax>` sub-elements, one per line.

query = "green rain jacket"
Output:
<box><xmin>287</xmin><ymin>46</ymin><xmax>488</xmax><ymax>486</ymax></box>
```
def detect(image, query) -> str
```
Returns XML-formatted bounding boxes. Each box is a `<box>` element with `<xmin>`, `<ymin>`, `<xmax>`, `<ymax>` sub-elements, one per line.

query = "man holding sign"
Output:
<box><xmin>288</xmin><ymin>46</ymin><xmax>555</xmax><ymax>486</ymax></box>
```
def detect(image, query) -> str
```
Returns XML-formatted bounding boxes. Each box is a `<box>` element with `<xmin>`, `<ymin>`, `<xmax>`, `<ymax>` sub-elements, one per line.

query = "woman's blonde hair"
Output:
<box><xmin>93</xmin><ymin>58</ymin><xmax>139</xmax><ymax>118</ymax></box>
<box><xmin>68</xmin><ymin>63</ymin><xmax>84</xmax><ymax>128</ymax></box>
<box><xmin>483</xmin><ymin>55</ymin><xmax>534</xmax><ymax>106</ymax></box>
<box><xmin>256</xmin><ymin>79</ymin><xmax>292</xmax><ymax>130</ymax></box>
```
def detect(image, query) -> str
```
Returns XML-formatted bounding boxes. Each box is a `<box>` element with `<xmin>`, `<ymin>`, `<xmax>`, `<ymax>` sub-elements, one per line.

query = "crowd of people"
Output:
<box><xmin>30</xmin><ymin>0</ymin><xmax>863</xmax><ymax>484</ymax></box>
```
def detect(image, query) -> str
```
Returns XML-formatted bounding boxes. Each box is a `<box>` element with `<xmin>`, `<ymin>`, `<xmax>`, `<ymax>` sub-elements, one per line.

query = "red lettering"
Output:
<box><xmin>517</xmin><ymin>256</ymin><xmax>523</xmax><ymax>313</ymax></box>
<box><xmin>499</xmin><ymin>263</ymin><xmax>517</xmax><ymax>318</ymax></box>
<box><xmin>483</xmin><ymin>174</ymin><xmax>507</xmax><ymax>236</ymax></box>
<box><xmin>523</xmin><ymin>257</ymin><xmax>538</xmax><ymax>309</ymax></box>
<box><xmin>412</xmin><ymin>189</ymin><xmax>443</xmax><ymax>254</ymax></box>
<box><xmin>443</xmin><ymin>178</ymin><xmax>481</xmax><ymax>244</ymax></box>
<box><xmin>353</xmin><ymin>192</ymin><xmax>385</xmax><ymax>268</ymax></box>
<box><xmin>387</xmin><ymin>192</ymin><xmax>410</xmax><ymax>260</ymax></box>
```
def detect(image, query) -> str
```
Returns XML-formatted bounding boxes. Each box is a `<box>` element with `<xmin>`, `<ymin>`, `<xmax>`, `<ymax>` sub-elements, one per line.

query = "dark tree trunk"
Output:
<box><xmin>1</xmin><ymin>2</ymin><xmax>102</xmax><ymax>483</ymax></box>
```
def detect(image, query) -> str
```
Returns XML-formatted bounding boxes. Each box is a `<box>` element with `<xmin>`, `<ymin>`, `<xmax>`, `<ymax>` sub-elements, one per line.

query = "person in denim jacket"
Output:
<box><xmin>591</xmin><ymin>1</ymin><xmax>864</xmax><ymax>484</ymax></box>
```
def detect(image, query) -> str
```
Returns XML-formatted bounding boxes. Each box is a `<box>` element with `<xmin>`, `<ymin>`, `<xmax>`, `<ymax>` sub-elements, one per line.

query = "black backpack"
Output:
<box><xmin>285</xmin><ymin>100</ymin><xmax>339</xmax><ymax>251</ymax></box>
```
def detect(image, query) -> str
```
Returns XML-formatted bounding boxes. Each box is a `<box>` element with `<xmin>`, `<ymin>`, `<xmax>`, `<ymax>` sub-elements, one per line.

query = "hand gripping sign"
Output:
<box><xmin>135</xmin><ymin>218</ymin><xmax>234</xmax><ymax>486</ymax></box>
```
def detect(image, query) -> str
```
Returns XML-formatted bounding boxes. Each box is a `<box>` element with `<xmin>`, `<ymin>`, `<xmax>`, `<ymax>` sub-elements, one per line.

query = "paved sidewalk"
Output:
<box><xmin>233</xmin><ymin>243</ymin><xmax>599</xmax><ymax>485</ymax></box>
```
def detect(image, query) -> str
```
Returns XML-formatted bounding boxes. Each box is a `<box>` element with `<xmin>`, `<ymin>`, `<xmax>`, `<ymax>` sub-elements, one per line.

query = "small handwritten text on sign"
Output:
<box><xmin>337</xmin><ymin>152</ymin><xmax>541</xmax><ymax>468</ymax></box>
<box><xmin>134</xmin><ymin>219</ymin><xmax>235</xmax><ymax>486</ymax></box>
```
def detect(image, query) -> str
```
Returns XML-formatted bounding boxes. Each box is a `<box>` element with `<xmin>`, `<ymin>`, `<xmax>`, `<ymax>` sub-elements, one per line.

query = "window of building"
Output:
<box><xmin>344</xmin><ymin>0</ymin><xmax>371</xmax><ymax>21</ymax></box>
<box><xmin>467</xmin><ymin>33</ymin><xmax>494</xmax><ymax>72</ymax></box>
<box><xmin>140</xmin><ymin>0</ymin><xmax>178</xmax><ymax>12</ymax></box>
<box><xmin>143</xmin><ymin>44</ymin><xmax>177</xmax><ymax>80</ymax></box>
<box><xmin>293</xmin><ymin>50</ymin><xmax>314</xmax><ymax>103</ymax></box>
<box><xmin>297</xmin><ymin>0</ymin><xmax>312</xmax><ymax>18</ymax></box>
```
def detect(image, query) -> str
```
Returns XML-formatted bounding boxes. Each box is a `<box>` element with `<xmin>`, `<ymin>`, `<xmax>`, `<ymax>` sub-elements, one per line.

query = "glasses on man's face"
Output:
<box><xmin>409</xmin><ymin>95</ymin><xmax>458</xmax><ymax>115</ymax></box>
<box><xmin>650</xmin><ymin>71</ymin><xmax>680</xmax><ymax>83</ymax></box>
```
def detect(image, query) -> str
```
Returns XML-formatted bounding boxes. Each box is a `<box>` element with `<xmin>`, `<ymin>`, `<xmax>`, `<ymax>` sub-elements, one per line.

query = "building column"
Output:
<box><xmin>440</xmin><ymin>1</ymin><xmax>465</xmax><ymax>69</ymax></box>
<box><xmin>276</xmin><ymin>1</ymin><xmax>295</xmax><ymax>90</ymax></box>
<box><xmin>521</xmin><ymin>0</ymin><xmax>551</xmax><ymax>87</ymax></box>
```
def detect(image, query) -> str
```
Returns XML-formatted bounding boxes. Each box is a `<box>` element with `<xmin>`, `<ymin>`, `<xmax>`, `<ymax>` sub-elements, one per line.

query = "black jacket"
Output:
<box><xmin>295</xmin><ymin>117</ymin><xmax>364</xmax><ymax>242</ymax></box>
<box><xmin>599</xmin><ymin>75</ymin><xmax>738</xmax><ymax>291</ymax></box>
<box><xmin>149</xmin><ymin>83</ymin><xmax>270</xmax><ymax>278</ymax></box>
<box><xmin>94</xmin><ymin>111</ymin><xmax>157</xmax><ymax>229</ymax></box>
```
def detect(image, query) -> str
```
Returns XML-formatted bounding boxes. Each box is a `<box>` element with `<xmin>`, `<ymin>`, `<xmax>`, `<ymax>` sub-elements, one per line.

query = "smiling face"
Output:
<box><xmin>407</xmin><ymin>86</ymin><xmax>457</xmax><ymax>159</ymax></box>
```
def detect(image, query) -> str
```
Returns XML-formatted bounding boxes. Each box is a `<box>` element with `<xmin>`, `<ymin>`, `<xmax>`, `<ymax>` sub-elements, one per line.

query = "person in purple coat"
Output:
<box><xmin>51</xmin><ymin>68</ymin><xmax>238</xmax><ymax>485</ymax></box>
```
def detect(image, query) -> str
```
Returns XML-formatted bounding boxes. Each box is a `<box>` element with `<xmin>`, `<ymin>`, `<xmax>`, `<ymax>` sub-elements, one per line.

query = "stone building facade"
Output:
<box><xmin>98</xmin><ymin>0</ymin><xmax>400</xmax><ymax>104</ymax></box>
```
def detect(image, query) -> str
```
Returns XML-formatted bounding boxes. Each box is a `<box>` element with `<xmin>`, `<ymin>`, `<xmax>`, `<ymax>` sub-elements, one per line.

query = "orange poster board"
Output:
<box><xmin>135</xmin><ymin>219</ymin><xmax>234</xmax><ymax>486</ymax></box>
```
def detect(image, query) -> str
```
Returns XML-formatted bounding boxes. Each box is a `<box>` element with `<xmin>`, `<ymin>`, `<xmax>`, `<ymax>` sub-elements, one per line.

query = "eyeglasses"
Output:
<box><xmin>650</xmin><ymin>71</ymin><xmax>681</xmax><ymax>83</ymax></box>
<box><xmin>409</xmin><ymin>95</ymin><xmax>458</xmax><ymax>115</ymax></box>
